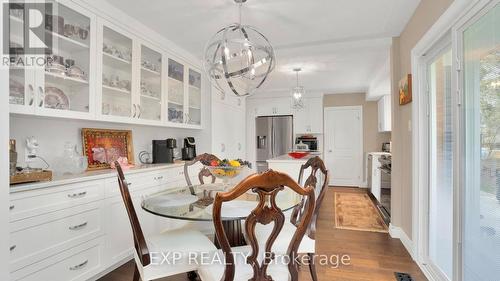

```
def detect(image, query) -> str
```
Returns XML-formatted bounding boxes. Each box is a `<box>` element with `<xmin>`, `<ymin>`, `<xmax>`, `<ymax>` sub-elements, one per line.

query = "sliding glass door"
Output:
<box><xmin>462</xmin><ymin>3</ymin><xmax>499</xmax><ymax>280</ymax></box>
<box><xmin>427</xmin><ymin>45</ymin><xmax>454</xmax><ymax>279</ymax></box>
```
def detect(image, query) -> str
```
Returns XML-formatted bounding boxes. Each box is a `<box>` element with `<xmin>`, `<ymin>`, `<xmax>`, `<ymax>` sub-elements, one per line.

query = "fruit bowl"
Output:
<box><xmin>288</xmin><ymin>151</ymin><xmax>310</xmax><ymax>159</ymax></box>
<box><xmin>206</xmin><ymin>166</ymin><xmax>246</xmax><ymax>179</ymax></box>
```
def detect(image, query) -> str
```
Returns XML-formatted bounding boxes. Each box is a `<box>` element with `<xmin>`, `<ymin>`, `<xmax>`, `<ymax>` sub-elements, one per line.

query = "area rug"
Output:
<box><xmin>334</xmin><ymin>191</ymin><xmax>388</xmax><ymax>233</ymax></box>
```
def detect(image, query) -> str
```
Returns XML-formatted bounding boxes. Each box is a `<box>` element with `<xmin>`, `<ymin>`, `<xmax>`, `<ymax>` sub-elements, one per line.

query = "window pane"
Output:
<box><xmin>463</xmin><ymin>4</ymin><xmax>500</xmax><ymax>280</ymax></box>
<box><xmin>428</xmin><ymin>48</ymin><xmax>453</xmax><ymax>278</ymax></box>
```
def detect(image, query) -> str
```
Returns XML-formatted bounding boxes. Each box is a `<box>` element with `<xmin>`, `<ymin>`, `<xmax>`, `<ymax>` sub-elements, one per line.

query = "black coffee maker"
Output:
<box><xmin>152</xmin><ymin>138</ymin><xmax>176</xmax><ymax>163</ymax></box>
<box><xmin>182</xmin><ymin>137</ymin><xmax>196</xmax><ymax>160</ymax></box>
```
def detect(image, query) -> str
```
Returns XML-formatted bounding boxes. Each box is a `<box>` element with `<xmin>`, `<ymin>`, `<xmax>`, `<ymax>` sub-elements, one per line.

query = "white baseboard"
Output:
<box><xmin>389</xmin><ymin>223</ymin><xmax>415</xmax><ymax>260</ymax></box>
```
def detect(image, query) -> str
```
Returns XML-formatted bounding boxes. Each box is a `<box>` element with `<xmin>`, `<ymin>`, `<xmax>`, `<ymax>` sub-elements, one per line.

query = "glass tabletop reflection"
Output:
<box><xmin>141</xmin><ymin>183</ymin><xmax>301</xmax><ymax>221</ymax></box>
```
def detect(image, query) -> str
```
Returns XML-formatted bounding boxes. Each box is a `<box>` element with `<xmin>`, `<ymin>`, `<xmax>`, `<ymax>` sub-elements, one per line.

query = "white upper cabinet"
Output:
<box><xmin>138</xmin><ymin>44</ymin><xmax>163</xmax><ymax>124</ymax></box>
<box><xmin>167</xmin><ymin>58</ymin><xmax>185</xmax><ymax>124</ymax></box>
<box><xmin>8</xmin><ymin>1</ymin><xmax>203</xmax><ymax>129</ymax></box>
<box><xmin>377</xmin><ymin>95</ymin><xmax>392</xmax><ymax>132</ymax></box>
<box><xmin>293</xmin><ymin>97</ymin><xmax>323</xmax><ymax>134</ymax></box>
<box><xmin>212</xmin><ymin>86</ymin><xmax>246</xmax><ymax>160</ymax></box>
<box><xmin>9</xmin><ymin>1</ymin><xmax>96</xmax><ymax>120</ymax></box>
<box><xmin>251</xmin><ymin>97</ymin><xmax>292</xmax><ymax>116</ymax></box>
<box><xmin>166</xmin><ymin>59</ymin><xmax>203</xmax><ymax>129</ymax></box>
<box><xmin>212</xmin><ymin>87</ymin><xmax>246</xmax><ymax>110</ymax></box>
<box><xmin>98</xmin><ymin>21</ymin><xmax>135</xmax><ymax>122</ymax></box>
<box><xmin>187</xmin><ymin>68</ymin><xmax>202</xmax><ymax>126</ymax></box>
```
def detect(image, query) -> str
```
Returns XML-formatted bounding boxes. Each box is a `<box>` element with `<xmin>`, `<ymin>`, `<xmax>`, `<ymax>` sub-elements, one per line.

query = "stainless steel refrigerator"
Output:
<box><xmin>255</xmin><ymin>115</ymin><xmax>294</xmax><ymax>172</ymax></box>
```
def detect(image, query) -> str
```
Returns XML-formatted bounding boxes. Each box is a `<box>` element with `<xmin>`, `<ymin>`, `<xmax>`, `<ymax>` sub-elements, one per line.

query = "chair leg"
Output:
<box><xmin>307</xmin><ymin>253</ymin><xmax>318</xmax><ymax>281</ymax></box>
<box><xmin>133</xmin><ymin>264</ymin><xmax>140</xmax><ymax>281</ymax></box>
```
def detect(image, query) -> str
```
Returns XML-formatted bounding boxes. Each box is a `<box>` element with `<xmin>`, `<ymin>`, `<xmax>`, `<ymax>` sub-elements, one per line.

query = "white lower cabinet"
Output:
<box><xmin>11</xmin><ymin>237</ymin><xmax>104</xmax><ymax>281</ymax></box>
<box><xmin>9</xmin><ymin>165</ymin><xmax>189</xmax><ymax>281</ymax></box>
<box><xmin>10</xmin><ymin>202</ymin><xmax>103</xmax><ymax>272</ymax></box>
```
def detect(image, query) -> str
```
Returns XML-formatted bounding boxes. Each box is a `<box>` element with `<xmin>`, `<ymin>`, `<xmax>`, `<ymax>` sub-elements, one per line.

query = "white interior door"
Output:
<box><xmin>324</xmin><ymin>106</ymin><xmax>363</xmax><ymax>186</ymax></box>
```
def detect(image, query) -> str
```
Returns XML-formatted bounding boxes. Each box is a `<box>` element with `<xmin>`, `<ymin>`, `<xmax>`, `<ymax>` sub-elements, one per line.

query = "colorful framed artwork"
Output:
<box><xmin>399</xmin><ymin>74</ymin><xmax>412</xmax><ymax>105</ymax></box>
<box><xmin>82</xmin><ymin>128</ymin><xmax>134</xmax><ymax>170</ymax></box>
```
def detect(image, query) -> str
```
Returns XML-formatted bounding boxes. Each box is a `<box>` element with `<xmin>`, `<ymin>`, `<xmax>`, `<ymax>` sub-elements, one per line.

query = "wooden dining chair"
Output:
<box><xmin>182</xmin><ymin>153</ymin><xmax>222</xmax><ymax>235</ymax></box>
<box><xmin>197</xmin><ymin>170</ymin><xmax>316</xmax><ymax>281</ymax></box>
<box><xmin>115</xmin><ymin>162</ymin><xmax>217</xmax><ymax>281</ymax></box>
<box><xmin>184</xmin><ymin>153</ymin><xmax>221</xmax><ymax>187</ymax></box>
<box><xmin>253</xmin><ymin>156</ymin><xmax>329</xmax><ymax>281</ymax></box>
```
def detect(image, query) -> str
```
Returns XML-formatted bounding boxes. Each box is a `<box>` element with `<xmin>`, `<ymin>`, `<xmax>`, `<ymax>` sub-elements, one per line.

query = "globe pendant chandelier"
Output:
<box><xmin>203</xmin><ymin>0</ymin><xmax>275</xmax><ymax>97</ymax></box>
<box><xmin>292</xmin><ymin>68</ymin><xmax>305</xmax><ymax>110</ymax></box>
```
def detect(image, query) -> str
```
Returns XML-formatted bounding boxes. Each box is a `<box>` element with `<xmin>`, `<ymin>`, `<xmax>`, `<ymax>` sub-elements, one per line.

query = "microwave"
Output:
<box><xmin>295</xmin><ymin>136</ymin><xmax>318</xmax><ymax>151</ymax></box>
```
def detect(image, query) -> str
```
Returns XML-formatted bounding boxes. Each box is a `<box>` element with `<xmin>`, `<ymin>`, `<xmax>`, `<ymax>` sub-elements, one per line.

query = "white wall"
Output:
<box><xmin>1</xmin><ymin>0</ymin><xmax>11</xmax><ymax>278</ymax></box>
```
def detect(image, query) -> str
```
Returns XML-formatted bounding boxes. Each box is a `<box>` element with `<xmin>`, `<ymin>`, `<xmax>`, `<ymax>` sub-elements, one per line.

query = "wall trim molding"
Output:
<box><xmin>390</xmin><ymin>224</ymin><xmax>449</xmax><ymax>281</ymax></box>
<box><xmin>389</xmin><ymin>224</ymin><xmax>415</xmax><ymax>259</ymax></box>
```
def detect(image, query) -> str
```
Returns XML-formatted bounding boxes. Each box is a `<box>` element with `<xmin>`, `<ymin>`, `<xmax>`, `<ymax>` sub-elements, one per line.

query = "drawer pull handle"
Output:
<box><xmin>67</xmin><ymin>192</ymin><xmax>87</xmax><ymax>198</ymax></box>
<box><xmin>10</xmin><ymin>245</ymin><xmax>16</xmax><ymax>251</ymax></box>
<box><xmin>69</xmin><ymin>222</ymin><xmax>88</xmax><ymax>230</ymax></box>
<box><xmin>9</xmin><ymin>205</ymin><xmax>14</xmax><ymax>210</ymax></box>
<box><xmin>69</xmin><ymin>260</ymin><xmax>88</xmax><ymax>271</ymax></box>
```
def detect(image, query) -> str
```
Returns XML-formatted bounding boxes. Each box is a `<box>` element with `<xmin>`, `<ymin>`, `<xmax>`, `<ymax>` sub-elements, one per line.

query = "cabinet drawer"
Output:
<box><xmin>105</xmin><ymin>168</ymin><xmax>185</xmax><ymax>197</ymax></box>
<box><xmin>10</xmin><ymin>181</ymin><xmax>104</xmax><ymax>222</ymax></box>
<box><xmin>105</xmin><ymin>170</ymin><xmax>163</xmax><ymax>197</ymax></box>
<box><xmin>10</xmin><ymin>202</ymin><xmax>103</xmax><ymax>271</ymax></box>
<box><xmin>11</xmin><ymin>238</ymin><xmax>103</xmax><ymax>281</ymax></box>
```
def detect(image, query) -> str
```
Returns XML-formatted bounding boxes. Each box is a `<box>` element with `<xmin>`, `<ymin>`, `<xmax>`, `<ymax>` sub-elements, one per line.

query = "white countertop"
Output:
<box><xmin>266</xmin><ymin>154</ymin><xmax>314</xmax><ymax>164</ymax></box>
<box><xmin>368</xmin><ymin>152</ymin><xmax>391</xmax><ymax>156</ymax></box>
<box><xmin>10</xmin><ymin>162</ymin><xmax>185</xmax><ymax>193</ymax></box>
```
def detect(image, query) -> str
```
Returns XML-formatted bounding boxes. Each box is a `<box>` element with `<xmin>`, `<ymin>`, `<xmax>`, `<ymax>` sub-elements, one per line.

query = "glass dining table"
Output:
<box><xmin>141</xmin><ymin>182</ymin><xmax>302</xmax><ymax>247</ymax></box>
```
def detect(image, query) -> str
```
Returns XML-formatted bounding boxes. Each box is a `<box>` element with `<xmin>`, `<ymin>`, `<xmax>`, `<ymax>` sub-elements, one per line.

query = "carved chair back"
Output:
<box><xmin>184</xmin><ymin>153</ymin><xmax>221</xmax><ymax>186</ymax></box>
<box><xmin>115</xmin><ymin>162</ymin><xmax>150</xmax><ymax>267</ymax></box>
<box><xmin>212</xmin><ymin>170</ymin><xmax>316</xmax><ymax>281</ymax></box>
<box><xmin>290</xmin><ymin>156</ymin><xmax>329</xmax><ymax>240</ymax></box>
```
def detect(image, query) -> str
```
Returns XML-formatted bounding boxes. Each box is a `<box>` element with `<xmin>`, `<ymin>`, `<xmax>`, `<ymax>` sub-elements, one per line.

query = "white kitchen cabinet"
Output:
<box><xmin>166</xmin><ymin>58</ymin><xmax>203</xmax><ymax>128</ymax></box>
<box><xmin>138</xmin><ymin>43</ymin><xmax>164</xmax><ymax>124</ymax></box>
<box><xmin>377</xmin><ymin>95</ymin><xmax>392</xmax><ymax>132</ymax></box>
<box><xmin>7</xmin><ymin>0</ymin><xmax>204</xmax><ymax>129</ymax></box>
<box><xmin>10</xmin><ymin>237</ymin><xmax>104</xmax><ymax>281</ymax></box>
<box><xmin>9</xmin><ymin>1</ymin><xmax>97</xmax><ymax>120</ymax></box>
<box><xmin>212</xmin><ymin>86</ymin><xmax>246</xmax><ymax>160</ymax></box>
<box><xmin>97</xmin><ymin>19</ymin><xmax>136</xmax><ymax>123</ymax></box>
<box><xmin>9</xmin><ymin>164</ymin><xmax>191</xmax><ymax>281</ymax></box>
<box><xmin>251</xmin><ymin>97</ymin><xmax>292</xmax><ymax>116</ymax></box>
<box><xmin>293</xmin><ymin>97</ymin><xmax>323</xmax><ymax>134</ymax></box>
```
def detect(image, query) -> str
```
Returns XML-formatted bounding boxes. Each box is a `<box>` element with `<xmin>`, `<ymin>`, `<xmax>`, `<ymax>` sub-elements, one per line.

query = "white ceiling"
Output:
<box><xmin>106</xmin><ymin>0</ymin><xmax>420</xmax><ymax>97</ymax></box>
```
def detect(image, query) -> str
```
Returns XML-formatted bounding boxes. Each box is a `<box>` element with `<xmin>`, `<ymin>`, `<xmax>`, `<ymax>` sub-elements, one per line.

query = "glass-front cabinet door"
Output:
<box><xmin>100</xmin><ymin>24</ymin><xmax>134</xmax><ymax>120</ymax></box>
<box><xmin>8</xmin><ymin>4</ymin><xmax>35</xmax><ymax>114</ymax></box>
<box><xmin>188</xmin><ymin>68</ymin><xmax>202</xmax><ymax>126</ymax></box>
<box><xmin>139</xmin><ymin>45</ymin><xmax>163</xmax><ymax>123</ymax></box>
<box><xmin>167</xmin><ymin>58</ymin><xmax>185</xmax><ymax>124</ymax></box>
<box><xmin>38</xmin><ymin>1</ymin><xmax>94</xmax><ymax>118</ymax></box>
<box><xmin>8</xmin><ymin>1</ymin><xmax>94</xmax><ymax>117</ymax></box>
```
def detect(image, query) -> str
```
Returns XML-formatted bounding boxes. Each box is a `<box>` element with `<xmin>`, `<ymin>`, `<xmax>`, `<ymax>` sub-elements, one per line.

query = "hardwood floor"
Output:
<box><xmin>98</xmin><ymin>187</ymin><xmax>426</xmax><ymax>281</ymax></box>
